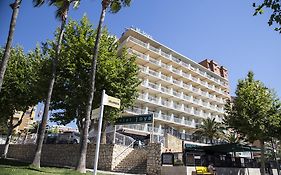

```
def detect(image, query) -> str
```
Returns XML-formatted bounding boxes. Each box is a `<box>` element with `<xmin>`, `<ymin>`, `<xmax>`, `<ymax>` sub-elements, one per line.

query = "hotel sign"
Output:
<box><xmin>115</xmin><ymin>114</ymin><xmax>153</xmax><ymax>125</ymax></box>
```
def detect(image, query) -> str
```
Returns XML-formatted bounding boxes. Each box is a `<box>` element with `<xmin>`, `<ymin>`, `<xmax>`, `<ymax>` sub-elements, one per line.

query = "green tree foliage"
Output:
<box><xmin>253</xmin><ymin>1</ymin><xmax>281</xmax><ymax>33</ymax></box>
<box><xmin>47</xmin><ymin>16</ymin><xmax>139</xmax><ymax>135</ymax></box>
<box><xmin>193</xmin><ymin>118</ymin><xmax>223</xmax><ymax>144</ymax></box>
<box><xmin>0</xmin><ymin>47</ymin><xmax>42</xmax><ymax>158</ymax></box>
<box><xmin>223</xmin><ymin>131</ymin><xmax>244</xmax><ymax>144</ymax></box>
<box><xmin>224</xmin><ymin>71</ymin><xmax>281</xmax><ymax>175</ymax></box>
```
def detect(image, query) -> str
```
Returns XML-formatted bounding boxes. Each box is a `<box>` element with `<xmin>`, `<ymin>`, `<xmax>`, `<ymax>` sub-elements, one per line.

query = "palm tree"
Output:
<box><xmin>0</xmin><ymin>0</ymin><xmax>22</xmax><ymax>93</ymax></box>
<box><xmin>75</xmin><ymin>0</ymin><xmax>131</xmax><ymax>173</ymax></box>
<box><xmin>31</xmin><ymin>0</ymin><xmax>80</xmax><ymax>169</ymax></box>
<box><xmin>193</xmin><ymin>118</ymin><xmax>223</xmax><ymax>144</ymax></box>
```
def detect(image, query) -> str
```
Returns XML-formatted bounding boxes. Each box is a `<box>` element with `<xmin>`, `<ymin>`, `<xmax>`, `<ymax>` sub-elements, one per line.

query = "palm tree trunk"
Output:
<box><xmin>0</xmin><ymin>0</ymin><xmax>21</xmax><ymax>93</ymax></box>
<box><xmin>1</xmin><ymin>116</ymin><xmax>14</xmax><ymax>159</ymax></box>
<box><xmin>31</xmin><ymin>17</ymin><xmax>67</xmax><ymax>169</ymax></box>
<box><xmin>260</xmin><ymin>139</ymin><xmax>266</xmax><ymax>175</ymax></box>
<box><xmin>75</xmin><ymin>1</ymin><xmax>108</xmax><ymax>173</ymax></box>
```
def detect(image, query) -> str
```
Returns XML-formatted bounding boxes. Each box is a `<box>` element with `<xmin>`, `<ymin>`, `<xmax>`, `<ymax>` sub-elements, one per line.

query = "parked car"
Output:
<box><xmin>44</xmin><ymin>133</ymin><xmax>59</xmax><ymax>144</ymax></box>
<box><xmin>57</xmin><ymin>131</ymin><xmax>80</xmax><ymax>144</ymax></box>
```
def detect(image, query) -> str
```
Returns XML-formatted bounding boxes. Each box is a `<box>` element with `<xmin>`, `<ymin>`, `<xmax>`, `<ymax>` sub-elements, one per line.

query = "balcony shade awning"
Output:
<box><xmin>185</xmin><ymin>143</ymin><xmax>261</xmax><ymax>153</ymax></box>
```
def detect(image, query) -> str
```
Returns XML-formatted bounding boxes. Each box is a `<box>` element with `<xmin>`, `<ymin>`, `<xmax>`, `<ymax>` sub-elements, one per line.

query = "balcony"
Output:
<box><xmin>172</xmin><ymin>90</ymin><xmax>181</xmax><ymax>98</ymax></box>
<box><xmin>173</xmin><ymin>103</ymin><xmax>182</xmax><ymax>110</ymax></box>
<box><xmin>138</xmin><ymin>93</ymin><xmax>146</xmax><ymax>100</ymax></box>
<box><xmin>172</xmin><ymin>79</ymin><xmax>181</xmax><ymax>86</ymax></box>
<box><xmin>192</xmin><ymin>87</ymin><xmax>199</xmax><ymax>94</ymax></box>
<box><xmin>183</xmin><ymin>94</ymin><xmax>191</xmax><ymax>101</ymax></box>
<box><xmin>161</xmin><ymin>86</ymin><xmax>171</xmax><ymax>94</ymax></box>
<box><xmin>172</xmin><ymin>67</ymin><xmax>181</xmax><ymax>75</ymax></box>
<box><xmin>126</xmin><ymin>107</ymin><xmax>146</xmax><ymax>114</ymax></box>
<box><xmin>182</xmin><ymin>83</ymin><xmax>191</xmax><ymax>90</ymax></box>
<box><xmin>127</xmin><ymin>38</ymin><xmax>228</xmax><ymax>89</ymax></box>
<box><xmin>161</xmin><ymin>51</ymin><xmax>170</xmax><ymax>59</ymax></box>
<box><xmin>160</xmin><ymin>99</ymin><xmax>171</xmax><ymax>107</ymax></box>
<box><xmin>149</xmin><ymin>45</ymin><xmax>160</xmax><ymax>53</ymax></box>
<box><xmin>128</xmin><ymin>48</ymin><xmax>148</xmax><ymax>61</ymax></box>
<box><xmin>173</xmin><ymin>117</ymin><xmax>183</xmax><ymax>124</ymax></box>
<box><xmin>148</xmin><ymin>95</ymin><xmax>158</xmax><ymax>104</ymax></box>
<box><xmin>148</xmin><ymin>82</ymin><xmax>159</xmax><ymax>90</ymax></box>
<box><xmin>149</xmin><ymin>57</ymin><xmax>160</xmax><ymax>66</ymax></box>
<box><xmin>160</xmin><ymin>62</ymin><xmax>170</xmax><ymax>69</ymax></box>
<box><xmin>129</xmin><ymin>37</ymin><xmax>148</xmax><ymax>48</ymax></box>
<box><xmin>161</xmin><ymin>74</ymin><xmax>172</xmax><ymax>82</ymax></box>
<box><xmin>148</xmin><ymin>69</ymin><xmax>159</xmax><ymax>77</ymax></box>
<box><xmin>172</xmin><ymin>56</ymin><xmax>181</xmax><ymax>63</ymax></box>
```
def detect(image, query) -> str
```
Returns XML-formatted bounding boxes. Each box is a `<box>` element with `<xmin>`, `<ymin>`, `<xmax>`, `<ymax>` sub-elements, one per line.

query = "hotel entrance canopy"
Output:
<box><xmin>185</xmin><ymin>143</ymin><xmax>261</xmax><ymax>153</ymax></box>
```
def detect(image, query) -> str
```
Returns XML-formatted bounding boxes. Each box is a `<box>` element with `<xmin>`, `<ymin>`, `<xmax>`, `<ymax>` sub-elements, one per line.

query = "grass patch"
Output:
<box><xmin>0</xmin><ymin>158</ymin><xmax>109</xmax><ymax>175</ymax></box>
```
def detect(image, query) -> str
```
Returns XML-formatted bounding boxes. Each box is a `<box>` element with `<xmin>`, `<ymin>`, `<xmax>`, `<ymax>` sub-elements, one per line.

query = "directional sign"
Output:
<box><xmin>91</xmin><ymin>107</ymin><xmax>100</xmax><ymax>120</ymax></box>
<box><xmin>103</xmin><ymin>94</ymin><xmax>121</xmax><ymax>109</ymax></box>
<box><xmin>115</xmin><ymin>114</ymin><xmax>153</xmax><ymax>125</ymax></box>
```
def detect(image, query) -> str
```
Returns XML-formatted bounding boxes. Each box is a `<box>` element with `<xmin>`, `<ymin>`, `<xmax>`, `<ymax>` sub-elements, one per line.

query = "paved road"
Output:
<box><xmin>87</xmin><ymin>169</ymin><xmax>146</xmax><ymax>175</ymax></box>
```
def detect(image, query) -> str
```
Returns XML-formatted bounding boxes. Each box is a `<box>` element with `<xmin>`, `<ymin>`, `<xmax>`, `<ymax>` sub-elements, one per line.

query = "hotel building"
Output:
<box><xmin>118</xmin><ymin>28</ymin><xmax>230</xmax><ymax>144</ymax></box>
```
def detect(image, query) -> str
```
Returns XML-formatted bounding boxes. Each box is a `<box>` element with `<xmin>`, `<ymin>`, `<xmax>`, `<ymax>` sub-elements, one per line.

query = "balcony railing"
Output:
<box><xmin>172</xmin><ymin>67</ymin><xmax>181</xmax><ymax>74</ymax></box>
<box><xmin>161</xmin><ymin>74</ymin><xmax>171</xmax><ymax>82</ymax></box>
<box><xmin>172</xmin><ymin>79</ymin><xmax>181</xmax><ymax>86</ymax></box>
<box><xmin>183</xmin><ymin>94</ymin><xmax>191</xmax><ymax>101</ymax></box>
<box><xmin>172</xmin><ymin>90</ymin><xmax>181</xmax><ymax>98</ymax></box>
<box><xmin>161</xmin><ymin>99</ymin><xmax>171</xmax><ymax>107</ymax></box>
<box><xmin>161</xmin><ymin>86</ymin><xmax>171</xmax><ymax>94</ymax></box>
<box><xmin>148</xmin><ymin>82</ymin><xmax>159</xmax><ymax>90</ymax></box>
<box><xmin>127</xmin><ymin>37</ymin><xmax>228</xmax><ymax>88</ymax></box>
<box><xmin>148</xmin><ymin>95</ymin><xmax>158</xmax><ymax>104</ymax></box>
<box><xmin>160</xmin><ymin>62</ymin><xmax>170</xmax><ymax>69</ymax></box>
<box><xmin>161</xmin><ymin>51</ymin><xmax>170</xmax><ymax>59</ymax></box>
<box><xmin>182</xmin><ymin>83</ymin><xmax>191</xmax><ymax>89</ymax></box>
<box><xmin>129</xmin><ymin>37</ymin><xmax>148</xmax><ymax>48</ymax></box>
<box><xmin>172</xmin><ymin>56</ymin><xmax>181</xmax><ymax>63</ymax></box>
<box><xmin>148</xmin><ymin>69</ymin><xmax>159</xmax><ymax>77</ymax></box>
<box><xmin>149</xmin><ymin>45</ymin><xmax>160</xmax><ymax>53</ymax></box>
<box><xmin>128</xmin><ymin>49</ymin><xmax>148</xmax><ymax>60</ymax></box>
<box><xmin>149</xmin><ymin>57</ymin><xmax>160</xmax><ymax>65</ymax></box>
<box><xmin>173</xmin><ymin>117</ymin><xmax>183</xmax><ymax>124</ymax></box>
<box><xmin>126</xmin><ymin>107</ymin><xmax>146</xmax><ymax>114</ymax></box>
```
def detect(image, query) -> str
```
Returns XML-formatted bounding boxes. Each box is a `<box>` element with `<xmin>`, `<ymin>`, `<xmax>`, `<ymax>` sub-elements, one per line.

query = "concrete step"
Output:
<box><xmin>113</xmin><ymin>148</ymin><xmax>147</xmax><ymax>174</ymax></box>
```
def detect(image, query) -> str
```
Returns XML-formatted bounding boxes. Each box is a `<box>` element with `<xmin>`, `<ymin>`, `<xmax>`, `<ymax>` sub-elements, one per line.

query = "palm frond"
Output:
<box><xmin>33</xmin><ymin>0</ymin><xmax>46</xmax><ymax>7</ymax></box>
<box><xmin>109</xmin><ymin>0</ymin><xmax>131</xmax><ymax>13</ymax></box>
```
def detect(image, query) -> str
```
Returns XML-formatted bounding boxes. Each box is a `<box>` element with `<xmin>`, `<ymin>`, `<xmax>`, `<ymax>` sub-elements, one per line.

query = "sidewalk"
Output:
<box><xmin>87</xmin><ymin>169</ymin><xmax>146</xmax><ymax>175</ymax></box>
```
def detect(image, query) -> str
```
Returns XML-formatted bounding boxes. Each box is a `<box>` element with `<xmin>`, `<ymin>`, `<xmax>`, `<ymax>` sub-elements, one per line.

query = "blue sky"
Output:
<box><xmin>1</xmin><ymin>1</ymin><xmax>281</xmax><ymax>125</ymax></box>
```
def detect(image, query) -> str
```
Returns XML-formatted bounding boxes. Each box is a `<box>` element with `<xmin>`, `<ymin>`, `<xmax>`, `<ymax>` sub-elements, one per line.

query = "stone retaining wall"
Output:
<box><xmin>0</xmin><ymin>144</ymin><xmax>128</xmax><ymax>171</ymax></box>
<box><xmin>147</xmin><ymin>143</ymin><xmax>162</xmax><ymax>175</ymax></box>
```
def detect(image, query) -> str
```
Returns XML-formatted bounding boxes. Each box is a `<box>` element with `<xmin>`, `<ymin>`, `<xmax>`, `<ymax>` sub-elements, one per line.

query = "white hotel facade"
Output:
<box><xmin>118</xmin><ymin>28</ymin><xmax>230</xmax><ymax>144</ymax></box>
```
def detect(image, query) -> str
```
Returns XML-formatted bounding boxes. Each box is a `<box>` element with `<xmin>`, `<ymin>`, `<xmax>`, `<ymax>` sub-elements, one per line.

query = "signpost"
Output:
<box><xmin>93</xmin><ymin>90</ymin><xmax>120</xmax><ymax>175</ymax></box>
<box><xmin>91</xmin><ymin>107</ymin><xmax>100</xmax><ymax>120</ymax></box>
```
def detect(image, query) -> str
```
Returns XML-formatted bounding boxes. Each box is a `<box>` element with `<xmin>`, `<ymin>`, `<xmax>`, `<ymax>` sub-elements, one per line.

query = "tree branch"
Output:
<box><xmin>12</xmin><ymin>106</ymin><xmax>29</xmax><ymax>129</ymax></box>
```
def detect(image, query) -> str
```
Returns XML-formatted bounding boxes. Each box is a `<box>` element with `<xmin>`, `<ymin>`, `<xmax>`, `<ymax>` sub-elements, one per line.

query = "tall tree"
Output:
<box><xmin>253</xmin><ymin>1</ymin><xmax>281</xmax><ymax>33</ymax></box>
<box><xmin>193</xmin><ymin>118</ymin><xmax>223</xmax><ymax>144</ymax></box>
<box><xmin>76</xmin><ymin>0</ymin><xmax>132</xmax><ymax>173</ymax></box>
<box><xmin>45</xmin><ymin>16</ymin><xmax>139</xmax><ymax>170</ymax></box>
<box><xmin>0</xmin><ymin>0</ymin><xmax>22</xmax><ymax>93</ymax></box>
<box><xmin>224</xmin><ymin>71</ymin><xmax>281</xmax><ymax>175</ymax></box>
<box><xmin>0</xmin><ymin>47</ymin><xmax>42</xmax><ymax>158</ymax></box>
<box><xmin>31</xmin><ymin>0</ymin><xmax>80</xmax><ymax>168</ymax></box>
